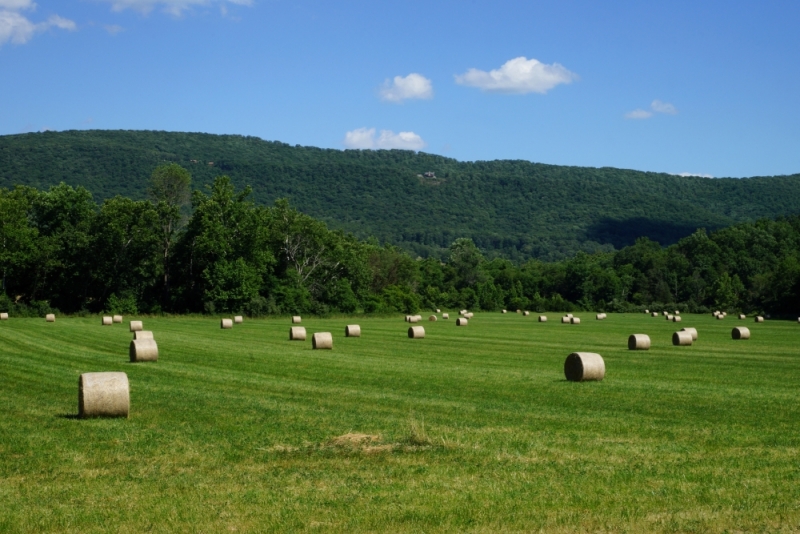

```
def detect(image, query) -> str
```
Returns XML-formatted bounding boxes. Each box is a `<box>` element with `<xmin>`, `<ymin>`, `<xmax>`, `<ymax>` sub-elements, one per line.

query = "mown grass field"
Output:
<box><xmin>1</xmin><ymin>312</ymin><xmax>799</xmax><ymax>533</ymax></box>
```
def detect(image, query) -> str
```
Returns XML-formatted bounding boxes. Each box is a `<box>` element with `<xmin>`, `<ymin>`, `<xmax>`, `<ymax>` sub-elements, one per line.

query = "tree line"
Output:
<box><xmin>1</xmin><ymin>165</ymin><xmax>798</xmax><ymax>317</ymax></box>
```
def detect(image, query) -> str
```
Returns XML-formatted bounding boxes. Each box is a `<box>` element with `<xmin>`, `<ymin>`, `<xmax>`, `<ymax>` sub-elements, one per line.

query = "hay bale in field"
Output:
<box><xmin>289</xmin><ymin>326</ymin><xmax>306</xmax><ymax>341</ymax></box>
<box><xmin>672</xmin><ymin>331</ymin><xmax>693</xmax><ymax>346</ymax></box>
<box><xmin>738</xmin><ymin>314</ymin><xmax>746</xmax><ymax>320</ymax></box>
<box><xmin>442</xmin><ymin>313</ymin><xmax>449</xmax><ymax>319</ymax></box>
<box><xmin>129</xmin><ymin>320</ymin><xmax>143</xmax><ymax>332</ymax></box>
<box><xmin>524</xmin><ymin>311</ymin><xmax>530</xmax><ymax>316</ymax></box>
<box><xmin>113</xmin><ymin>315</ymin><xmax>123</xmax><ymax>323</ymax></box>
<box><xmin>797</xmin><ymin>317</ymin><xmax>800</xmax><ymax>323</ymax></box>
<box><xmin>292</xmin><ymin>316</ymin><xmax>301</xmax><ymax>324</ymax></box>
<box><xmin>46</xmin><ymin>314</ymin><xmax>55</xmax><ymax>322</ymax></box>
<box><xmin>130</xmin><ymin>339</ymin><xmax>158</xmax><ymax>362</ymax></box>
<box><xmin>732</xmin><ymin>326</ymin><xmax>750</xmax><ymax>340</ymax></box>
<box><xmin>221</xmin><ymin>318</ymin><xmax>233</xmax><ymax>329</ymax></box>
<box><xmin>675</xmin><ymin>310</ymin><xmax>680</xmax><ymax>315</ymax></box>
<box><xmin>0</xmin><ymin>312</ymin><xmax>7</xmax><ymax>320</ymax></box>
<box><xmin>570</xmin><ymin>317</ymin><xmax>581</xmax><ymax>324</ymax></box>
<box><xmin>502</xmin><ymin>309</ymin><xmax>507</xmax><ymax>313</ymax></box>
<box><xmin>435</xmin><ymin>309</ymin><xmax>441</xmax><ymax>313</ymax></box>
<box><xmin>460</xmin><ymin>309</ymin><xmax>468</xmax><ymax>315</ymax></box>
<box><xmin>716</xmin><ymin>314</ymin><xmax>724</xmax><ymax>320</ymax></box>
<box><xmin>564</xmin><ymin>352</ymin><xmax>605</xmax><ymax>382</ymax></box>
<box><xmin>78</xmin><ymin>372</ymin><xmax>129</xmax><ymax>418</ymax></box>
<box><xmin>651</xmin><ymin>312</ymin><xmax>659</xmax><ymax>317</ymax></box>
<box><xmin>456</xmin><ymin>318</ymin><xmax>468</xmax><ymax>326</ymax></box>
<box><xmin>409</xmin><ymin>315</ymin><xmax>420</xmax><ymax>323</ymax></box>
<box><xmin>755</xmin><ymin>316</ymin><xmax>764</xmax><ymax>323</ymax></box>
<box><xmin>133</xmin><ymin>330</ymin><xmax>153</xmax><ymax>341</ymax></box>
<box><xmin>644</xmin><ymin>309</ymin><xmax>649</xmax><ymax>314</ymax></box>
<box><xmin>516</xmin><ymin>309</ymin><xmax>521</xmax><ymax>314</ymax></box>
<box><xmin>681</xmin><ymin>327</ymin><xmax>698</xmax><ymax>341</ymax></box>
<box><xmin>596</xmin><ymin>313</ymin><xmax>606</xmax><ymax>320</ymax></box>
<box><xmin>663</xmin><ymin>311</ymin><xmax>668</xmax><ymax>316</ymax></box>
<box><xmin>538</xmin><ymin>315</ymin><xmax>547</xmax><ymax>322</ymax></box>
<box><xmin>408</xmin><ymin>326</ymin><xmax>425</xmax><ymax>339</ymax></box>
<box><xmin>666</xmin><ymin>315</ymin><xmax>674</xmax><ymax>321</ymax></box>
<box><xmin>464</xmin><ymin>313</ymin><xmax>474</xmax><ymax>318</ymax></box>
<box><xmin>345</xmin><ymin>325</ymin><xmax>361</xmax><ymax>337</ymax></box>
<box><xmin>673</xmin><ymin>316</ymin><xmax>682</xmax><ymax>322</ymax></box>
<box><xmin>628</xmin><ymin>334</ymin><xmax>651</xmax><ymax>350</ymax></box>
<box><xmin>566</xmin><ymin>314</ymin><xmax>574</xmax><ymax>318</ymax></box>
<box><xmin>561</xmin><ymin>316</ymin><xmax>570</xmax><ymax>324</ymax></box>
<box><xmin>428</xmin><ymin>315</ymin><xmax>437</xmax><ymax>322</ymax></box>
<box><xmin>234</xmin><ymin>316</ymin><xmax>243</xmax><ymax>324</ymax></box>
<box><xmin>102</xmin><ymin>316</ymin><xmax>113</xmax><ymax>326</ymax></box>
<box><xmin>312</xmin><ymin>332</ymin><xmax>333</xmax><ymax>349</ymax></box>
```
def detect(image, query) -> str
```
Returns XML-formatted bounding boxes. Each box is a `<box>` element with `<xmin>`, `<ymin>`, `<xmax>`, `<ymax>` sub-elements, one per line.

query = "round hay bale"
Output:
<box><xmin>681</xmin><ymin>327</ymin><xmax>698</xmax><ymax>341</ymax></box>
<box><xmin>538</xmin><ymin>315</ymin><xmax>547</xmax><ymax>322</ymax></box>
<box><xmin>133</xmin><ymin>330</ymin><xmax>153</xmax><ymax>341</ymax></box>
<box><xmin>0</xmin><ymin>312</ymin><xmax>8</xmax><ymax>320</ymax></box>
<box><xmin>408</xmin><ymin>326</ymin><xmax>425</xmax><ymax>339</ymax></box>
<box><xmin>716</xmin><ymin>314</ymin><xmax>724</xmax><ymax>320</ymax></box>
<box><xmin>797</xmin><ymin>317</ymin><xmax>800</xmax><ymax>323</ymax></box>
<box><xmin>566</xmin><ymin>314</ymin><xmax>574</xmax><ymax>318</ymax></box>
<box><xmin>234</xmin><ymin>316</ymin><xmax>243</xmax><ymax>324</ymax></box>
<box><xmin>644</xmin><ymin>309</ymin><xmax>649</xmax><ymax>314</ymax></box>
<box><xmin>289</xmin><ymin>326</ymin><xmax>306</xmax><ymax>341</ymax></box>
<box><xmin>675</xmin><ymin>310</ymin><xmax>680</xmax><ymax>315</ymax></box>
<box><xmin>502</xmin><ymin>309</ymin><xmax>507</xmax><ymax>313</ymax></box>
<box><xmin>442</xmin><ymin>313</ymin><xmax>449</xmax><ymax>319</ymax></box>
<box><xmin>464</xmin><ymin>313</ymin><xmax>474</xmax><ymax>318</ymax></box>
<box><xmin>78</xmin><ymin>372</ymin><xmax>129</xmax><ymax>418</ymax></box>
<box><xmin>435</xmin><ymin>309</ymin><xmax>441</xmax><ymax>313</ymax></box>
<box><xmin>409</xmin><ymin>316</ymin><xmax>420</xmax><ymax>323</ymax></box>
<box><xmin>672</xmin><ymin>331</ymin><xmax>693</xmax><ymax>346</ymax></box>
<box><xmin>46</xmin><ymin>314</ymin><xmax>55</xmax><ymax>322</ymax></box>
<box><xmin>663</xmin><ymin>311</ymin><xmax>668</xmax><ymax>316</ymax></box>
<box><xmin>755</xmin><ymin>316</ymin><xmax>764</xmax><ymax>323</ymax></box>
<box><xmin>345</xmin><ymin>324</ymin><xmax>361</xmax><ymax>337</ymax></box>
<box><xmin>666</xmin><ymin>315</ymin><xmax>674</xmax><ymax>321</ymax></box>
<box><xmin>738</xmin><ymin>314</ymin><xmax>746</xmax><ymax>320</ymax></box>
<box><xmin>428</xmin><ymin>315</ymin><xmax>437</xmax><ymax>322</ymax></box>
<box><xmin>628</xmin><ymin>334</ymin><xmax>651</xmax><ymax>350</ymax></box>
<box><xmin>523</xmin><ymin>311</ymin><xmax>530</xmax><ymax>316</ymax></box>
<box><xmin>102</xmin><ymin>316</ymin><xmax>113</xmax><ymax>326</ymax></box>
<box><xmin>130</xmin><ymin>339</ymin><xmax>158</xmax><ymax>362</ymax></box>
<box><xmin>732</xmin><ymin>326</ymin><xmax>750</xmax><ymax>340</ymax></box>
<box><xmin>564</xmin><ymin>352</ymin><xmax>605</xmax><ymax>382</ymax></box>
<box><xmin>113</xmin><ymin>315</ymin><xmax>123</xmax><ymax>323</ymax></box>
<box><xmin>672</xmin><ymin>316</ymin><xmax>682</xmax><ymax>322</ymax></box>
<box><xmin>722</xmin><ymin>312</ymin><xmax>727</xmax><ymax>317</ymax></box>
<box><xmin>595</xmin><ymin>313</ymin><xmax>605</xmax><ymax>320</ymax></box>
<box><xmin>312</xmin><ymin>332</ymin><xmax>333</xmax><ymax>350</ymax></box>
<box><xmin>561</xmin><ymin>317</ymin><xmax>570</xmax><ymax>324</ymax></box>
<box><xmin>221</xmin><ymin>319</ymin><xmax>233</xmax><ymax>329</ymax></box>
<box><xmin>292</xmin><ymin>316</ymin><xmax>302</xmax><ymax>324</ymax></box>
<box><xmin>460</xmin><ymin>309</ymin><xmax>468</xmax><ymax>315</ymax></box>
<box><xmin>651</xmin><ymin>312</ymin><xmax>659</xmax><ymax>317</ymax></box>
<box><xmin>516</xmin><ymin>309</ymin><xmax>521</xmax><ymax>314</ymax></box>
<box><xmin>456</xmin><ymin>318</ymin><xmax>468</xmax><ymax>326</ymax></box>
<box><xmin>129</xmin><ymin>320</ymin><xmax>143</xmax><ymax>332</ymax></box>
<box><xmin>570</xmin><ymin>317</ymin><xmax>581</xmax><ymax>324</ymax></box>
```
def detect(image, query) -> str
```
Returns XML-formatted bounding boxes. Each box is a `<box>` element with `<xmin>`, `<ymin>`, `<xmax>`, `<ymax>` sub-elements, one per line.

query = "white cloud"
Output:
<box><xmin>651</xmin><ymin>99</ymin><xmax>677</xmax><ymax>115</ymax></box>
<box><xmin>379</xmin><ymin>73</ymin><xmax>433</xmax><ymax>103</ymax></box>
<box><xmin>676</xmin><ymin>172</ymin><xmax>714</xmax><ymax>178</ymax></box>
<box><xmin>95</xmin><ymin>0</ymin><xmax>253</xmax><ymax>16</ymax></box>
<box><xmin>104</xmin><ymin>24</ymin><xmax>124</xmax><ymax>34</ymax></box>
<box><xmin>0</xmin><ymin>8</ymin><xmax>75</xmax><ymax>46</ymax></box>
<box><xmin>0</xmin><ymin>0</ymin><xmax>35</xmax><ymax>9</ymax></box>
<box><xmin>344</xmin><ymin>127</ymin><xmax>426</xmax><ymax>151</ymax></box>
<box><xmin>455</xmin><ymin>56</ymin><xmax>577</xmax><ymax>94</ymax></box>
<box><xmin>625</xmin><ymin>109</ymin><xmax>653</xmax><ymax>120</ymax></box>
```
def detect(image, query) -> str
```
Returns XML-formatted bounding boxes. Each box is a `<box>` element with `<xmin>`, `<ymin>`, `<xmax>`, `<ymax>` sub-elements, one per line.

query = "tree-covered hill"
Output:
<box><xmin>2</xmin><ymin>129</ymin><xmax>799</xmax><ymax>260</ymax></box>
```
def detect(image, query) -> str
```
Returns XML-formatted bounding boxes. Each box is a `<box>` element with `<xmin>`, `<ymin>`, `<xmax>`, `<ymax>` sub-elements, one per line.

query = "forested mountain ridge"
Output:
<box><xmin>2</xmin><ymin>129</ymin><xmax>800</xmax><ymax>260</ymax></box>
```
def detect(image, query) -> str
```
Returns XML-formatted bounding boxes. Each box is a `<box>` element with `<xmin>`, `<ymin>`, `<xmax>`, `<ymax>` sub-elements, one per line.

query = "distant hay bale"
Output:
<box><xmin>755</xmin><ymin>316</ymin><xmax>764</xmax><ymax>323</ymax></box>
<box><xmin>435</xmin><ymin>309</ymin><xmax>441</xmax><ymax>313</ymax></box>
<box><xmin>78</xmin><ymin>372</ymin><xmax>129</xmax><ymax>418</ymax></box>
<box><xmin>732</xmin><ymin>326</ymin><xmax>750</xmax><ymax>340</ymax></box>
<box><xmin>672</xmin><ymin>316</ymin><xmax>682</xmax><ymax>322</ymax></box>
<box><xmin>714</xmin><ymin>310</ymin><xmax>720</xmax><ymax>316</ymax></box>
<box><xmin>644</xmin><ymin>309</ymin><xmax>649</xmax><ymax>314</ymax></box>
<box><xmin>113</xmin><ymin>315</ymin><xmax>123</xmax><ymax>323</ymax></box>
<box><xmin>739</xmin><ymin>314</ymin><xmax>746</xmax><ymax>320</ymax></box>
<box><xmin>133</xmin><ymin>330</ymin><xmax>153</xmax><ymax>340</ymax></box>
<box><xmin>0</xmin><ymin>312</ymin><xmax>7</xmax><ymax>320</ymax></box>
<box><xmin>651</xmin><ymin>312</ymin><xmax>659</xmax><ymax>317</ymax></box>
<box><xmin>570</xmin><ymin>317</ymin><xmax>581</xmax><ymax>324</ymax></box>
<box><xmin>681</xmin><ymin>327</ymin><xmax>698</xmax><ymax>341</ymax></box>
<box><xmin>628</xmin><ymin>334</ymin><xmax>651</xmax><ymax>350</ymax></box>
<box><xmin>292</xmin><ymin>316</ymin><xmax>301</xmax><ymax>324</ymax></box>
<box><xmin>409</xmin><ymin>315</ymin><xmax>420</xmax><ymax>323</ymax></box>
<box><xmin>460</xmin><ymin>309</ymin><xmax>468</xmax><ymax>315</ymax></box>
<box><xmin>516</xmin><ymin>309</ymin><xmax>521</xmax><ymax>314</ymax></box>
<box><xmin>456</xmin><ymin>318</ymin><xmax>468</xmax><ymax>326</ymax></box>
<box><xmin>428</xmin><ymin>315</ymin><xmax>437</xmax><ymax>322</ymax></box>
<box><xmin>663</xmin><ymin>311</ymin><xmax>668</xmax><ymax>316</ymax></box>
<box><xmin>464</xmin><ymin>313</ymin><xmax>474</xmax><ymax>318</ymax></box>
<box><xmin>408</xmin><ymin>326</ymin><xmax>425</xmax><ymax>339</ymax></box>
<box><xmin>567</xmin><ymin>314</ymin><xmax>574</xmax><ymax>318</ymax></box>
<box><xmin>524</xmin><ymin>311</ymin><xmax>530</xmax><ymax>316</ymax></box>
<box><xmin>716</xmin><ymin>314</ymin><xmax>724</xmax><ymax>320</ymax></box>
<box><xmin>289</xmin><ymin>326</ymin><xmax>306</xmax><ymax>341</ymax></box>
<box><xmin>129</xmin><ymin>320</ymin><xmax>143</xmax><ymax>332</ymax></box>
<box><xmin>721</xmin><ymin>312</ymin><xmax>727</xmax><ymax>317</ymax></box>
<box><xmin>442</xmin><ymin>313</ymin><xmax>449</xmax><ymax>319</ymax></box>
<box><xmin>102</xmin><ymin>316</ymin><xmax>113</xmax><ymax>326</ymax></box>
<box><xmin>675</xmin><ymin>310</ymin><xmax>680</xmax><ymax>315</ymax></box>
<box><xmin>561</xmin><ymin>317</ymin><xmax>570</xmax><ymax>324</ymax></box>
<box><xmin>538</xmin><ymin>315</ymin><xmax>547</xmax><ymax>322</ymax></box>
<box><xmin>797</xmin><ymin>317</ymin><xmax>800</xmax><ymax>323</ymax></box>
<box><xmin>672</xmin><ymin>331</ymin><xmax>693</xmax><ymax>346</ymax></box>
<box><xmin>345</xmin><ymin>325</ymin><xmax>361</xmax><ymax>337</ymax></box>
<box><xmin>130</xmin><ymin>339</ymin><xmax>158</xmax><ymax>362</ymax></box>
<box><xmin>404</xmin><ymin>316</ymin><xmax>410</xmax><ymax>322</ymax></box>
<box><xmin>234</xmin><ymin>316</ymin><xmax>243</xmax><ymax>324</ymax></box>
<box><xmin>502</xmin><ymin>310</ymin><xmax>507</xmax><ymax>313</ymax></box>
<box><xmin>312</xmin><ymin>332</ymin><xmax>333</xmax><ymax>349</ymax></box>
<box><xmin>221</xmin><ymin>319</ymin><xmax>233</xmax><ymax>329</ymax></box>
<box><xmin>666</xmin><ymin>315</ymin><xmax>674</xmax><ymax>321</ymax></box>
<box><xmin>596</xmin><ymin>313</ymin><xmax>606</xmax><ymax>320</ymax></box>
<box><xmin>564</xmin><ymin>352</ymin><xmax>605</xmax><ymax>382</ymax></box>
<box><xmin>46</xmin><ymin>314</ymin><xmax>55</xmax><ymax>322</ymax></box>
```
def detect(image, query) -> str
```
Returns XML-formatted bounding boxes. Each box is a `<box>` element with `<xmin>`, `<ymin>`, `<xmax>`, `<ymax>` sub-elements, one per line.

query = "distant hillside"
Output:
<box><xmin>2</xmin><ymin>129</ymin><xmax>800</xmax><ymax>261</ymax></box>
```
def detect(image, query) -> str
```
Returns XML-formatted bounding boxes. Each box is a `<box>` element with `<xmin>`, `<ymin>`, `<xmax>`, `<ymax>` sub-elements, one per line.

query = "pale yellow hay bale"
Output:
<box><xmin>435</xmin><ymin>309</ymin><xmax>441</xmax><ymax>313</ymax></box>
<box><xmin>292</xmin><ymin>316</ymin><xmax>301</xmax><ymax>324</ymax></box>
<box><xmin>428</xmin><ymin>315</ymin><xmax>437</xmax><ymax>322</ymax></box>
<box><xmin>567</xmin><ymin>314</ymin><xmax>574</xmax><ymax>318</ymax></box>
<box><xmin>673</xmin><ymin>316</ymin><xmax>682</xmax><ymax>322</ymax></box>
<box><xmin>651</xmin><ymin>312</ymin><xmax>659</xmax><ymax>317</ymax></box>
<box><xmin>464</xmin><ymin>312</ymin><xmax>474</xmax><ymax>318</ymax></box>
<box><xmin>442</xmin><ymin>313</ymin><xmax>449</xmax><ymax>319</ymax></box>
<box><xmin>460</xmin><ymin>309</ymin><xmax>468</xmax><ymax>315</ymax></box>
<box><xmin>113</xmin><ymin>315</ymin><xmax>123</xmax><ymax>323</ymax></box>
<box><xmin>345</xmin><ymin>325</ymin><xmax>361</xmax><ymax>337</ymax></box>
<box><xmin>644</xmin><ymin>309</ymin><xmax>649</xmax><ymax>314</ymax></box>
<box><xmin>0</xmin><ymin>312</ymin><xmax>7</xmax><ymax>320</ymax></box>
<box><xmin>716</xmin><ymin>314</ymin><xmax>724</xmax><ymax>320</ymax></box>
<box><xmin>564</xmin><ymin>352</ymin><xmax>605</xmax><ymax>382</ymax></box>
<box><xmin>663</xmin><ymin>311</ymin><xmax>668</xmax><ymax>316</ymax></box>
<box><xmin>289</xmin><ymin>326</ymin><xmax>306</xmax><ymax>341</ymax></box>
<box><xmin>561</xmin><ymin>317</ymin><xmax>570</xmax><ymax>324</ymax></box>
<box><xmin>312</xmin><ymin>332</ymin><xmax>333</xmax><ymax>349</ymax></box>
<box><xmin>456</xmin><ymin>318</ymin><xmax>468</xmax><ymax>326</ymax></box>
<box><xmin>681</xmin><ymin>327</ymin><xmax>698</xmax><ymax>341</ymax></box>
<box><xmin>133</xmin><ymin>330</ymin><xmax>153</xmax><ymax>341</ymax></box>
<box><xmin>46</xmin><ymin>314</ymin><xmax>55</xmax><ymax>322</ymax></box>
<box><xmin>130</xmin><ymin>339</ymin><xmax>158</xmax><ymax>362</ymax></box>
<box><xmin>129</xmin><ymin>320</ymin><xmax>143</xmax><ymax>332</ymax></box>
<box><xmin>755</xmin><ymin>316</ymin><xmax>764</xmax><ymax>323</ymax></box>
<box><xmin>234</xmin><ymin>316</ymin><xmax>243</xmax><ymax>324</ymax></box>
<box><xmin>666</xmin><ymin>315</ymin><xmax>674</xmax><ymax>321</ymax></box>
<box><xmin>628</xmin><ymin>334</ymin><xmax>650</xmax><ymax>350</ymax></box>
<box><xmin>516</xmin><ymin>309</ymin><xmax>521</xmax><ymax>314</ymax></box>
<box><xmin>414</xmin><ymin>315</ymin><xmax>423</xmax><ymax>320</ymax></box>
<box><xmin>408</xmin><ymin>326</ymin><xmax>425</xmax><ymax>339</ymax></box>
<box><xmin>596</xmin><ymin>313</ymin><xmax>606</xmax><ymax>320</ymax></box>
<box><xmin>409</xmin><ymin>315</ymin><xmax>420</xmax><ymax>323</ymax></box>
<box><xmin>675</xmin><ymin>310</ymin><xmax>680</xmax><ymax>315</ymax></box>
<box><xmin>538</xmin><ymin>315</ymin><xmax>547</xmax><ymax>322</ymax></box>
<box><xmin>220</xmin><ymin>319</ymin><xmax>233</xmax><ymax>329</ymax></box>
<box><xmin>570</xmin><ymin>317</ymin><xmax>581</xmax><ymax>324</ymax></box>
<box><xmin>797</xmin><ymin>317</ymin><xmax>800</xmax><ymax>323</ymax></box>
<box><xmin>672</xmin><ymin>331</ymin><xmax>693</xmax><ymax>346</ymax></box>
<box><xmin>102</xmin><ymin>316</ymin><xmax>113</xmax><ymax>326</ymax></box>
<box><xmin>739</xmin><ymin>314</ymin><xmax>746</xmax><ymax>320</ymax></box>
<box><xmin>79</xmin><ymin>372</ymin><xmax>129</xmax><ymax>418</ymax></box>
<box><xmin>732</xmin><ymin>326</ymin><xmax>750</xmax><ymax>340</ymax></box>
<box><xmin>502</xmin><ymin>310</ymin><xmax>507</xmax><ymax>313</ymax></box>
<box><xmin>523</xmin><ymin>311</ymin><xmax>530</xmax><ymax>316</ymax></box>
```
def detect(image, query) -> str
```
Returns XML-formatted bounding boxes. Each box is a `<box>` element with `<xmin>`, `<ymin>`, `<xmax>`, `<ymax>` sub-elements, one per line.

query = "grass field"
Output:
<box><xmin>1</xmin><ymin>312</ymin><xmax>799</xmax><ymax>533</ymax></box>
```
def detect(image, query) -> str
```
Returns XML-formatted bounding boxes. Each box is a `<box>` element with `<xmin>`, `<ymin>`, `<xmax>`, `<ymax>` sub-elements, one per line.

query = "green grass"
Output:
<box><xmin>1</xmin><ymin>312</ymin><xmax>799</xmax><ymax>533</ymax></box>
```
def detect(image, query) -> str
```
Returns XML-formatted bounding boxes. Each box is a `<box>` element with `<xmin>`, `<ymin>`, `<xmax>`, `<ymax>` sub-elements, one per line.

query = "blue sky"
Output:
<box><xmin>1</xmin><ymin>0</ymin><xmax>799</xmax><ymax>178</ymax></box>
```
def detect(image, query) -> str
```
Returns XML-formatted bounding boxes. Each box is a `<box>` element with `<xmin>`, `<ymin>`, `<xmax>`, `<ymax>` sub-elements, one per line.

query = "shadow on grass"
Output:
<box><xmin>56</xmin><ymin>413</ymin><xmax>81</xmax><ymax>419</ymax></box>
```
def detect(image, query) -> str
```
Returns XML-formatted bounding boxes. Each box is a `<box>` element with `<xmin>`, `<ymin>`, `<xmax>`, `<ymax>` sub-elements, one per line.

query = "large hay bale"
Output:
<box><xmin>408</xmin><ymin>326</ymin><xmax>425</xmax><ymax>339</ymax></box>
<box><xmin>732</xmin><ymin>326</ymin><xmax>750</xmax><ymax>340</ymax></box>
<box><xmin>312</xmin><ymin>332</ymin><xmax>333</xmax><ymax>349</ymax></box>
<box><xmin>570</xmin><ymin>317</ymin><xmax>581</xmax><ymax>324</ymax></box>
<box><xmin>428</xmin><ymin>315</ymin><xmax>437</xmax><ymax>322</ymax></box>
<box><xmin>46</xmin><ymin>314</ymin><xmax>55</xmax><ymax>322</ymax></box>
<box><xmin>539</xmin><ymin>315</ymin><xmax>547</xmax><ymax>322</ymax></box>
<box><xmin>130</xmin><ymin>339</ymin><xmax>158</xmax><ymax>362</ymax></box>
<box><xmin>102</xmin><ymin>316</ymin><xmax>113</xmax><ymax>326</ymax></box>
<box><xmin>113</xmin><ymin>315</ymin><xmax>123</xmax><ymax>323</ymax></box>
<box><xmin>672</xmin><ymin>316</ymin><xmax>682</xmax><ymax>323</ymax></box>
<box><xmin>0</xmin><ymin>313</ymin><xmax>7</xmax><ymax>320</ymax></box>
<box><xmin>681</xmin><ymin>327</ymin><xmax>698</xmax><ymax>341</ymax></box>
<box><xmin>345</xmin><ymin>325</ymin><xmax>361</xmax><ymax>337</ymax></box>
<box><xmin>456</xmin><ymin>318</ymin><xmax>468</xmax><ymax>326</ymax></box>
<box><xmin>651</xmin><ymin>312</ymin><xmax>659</xmax><ymax>317</ymax></box>
<box><xmin>234</xmin><ymin>316</ymin><xmax>243</xmax><ymax>324</ymax></box>
<box><xmin>292</xmin><ymin>316</ymin><xmax>302</xmax><ymax>324</ymax></box>
<box><xmin>133</xmin><ymin>330</ymin><xmax>154</xmax><ymax>340</ymax></box>
<box><xmin>129</xmin><ymin>320</ymin><xmax>143</xmax><ymax>332</ymax></box>
<box><xmin>561</xmin><ymin>317</ymin><xmax>570</xmax><ymax>324</ymax></box>
<box><xmin>221</xmin><ymin>319</ymin><xmax>233</xmax><ymax>329</ymax></box>
<box><xmin>564</xmin><ymin>352</ymin><xmax>605</xmax><ymax>382</ymax></box>
<box><xmin>755</xmin><ymin>316</ymin><xmax>764</xmax><ymax>323</ymax></box>
<box><xmin>628</xmin><ymin>334</ymin><xmax>651</xmax><ymax>350</ymax></box>
<box><xmin>442</xmin><ymin>313</ymin><xmax>449</xmax><ymax>319</ymax></box>
<box><xmin>672</xmin><ymin>331</ymin><xmax>693</xmax><ymax>346</ymax></box>
<box><xmin>289</xmin><ymin>326</ymin><xmax>306</xmax><ymax>341</ymax></box>
<box><xmin>78</xmin><ymin>372</ymin><xmax>129</xmax><ymax>418</ymax></box>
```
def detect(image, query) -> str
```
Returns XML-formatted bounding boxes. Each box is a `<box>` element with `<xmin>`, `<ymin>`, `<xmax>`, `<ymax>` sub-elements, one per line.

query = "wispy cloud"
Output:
<box><xmin>344</xmin><ymin>127</ymin><xmax>426</xmax><ymax>151</ymax></box>
<box><xmin>625</xmin><ymin>99</ymin><xmax>678</xmax><ymax>119</ymax></box>
<box><xmin>0</xmin><ymin>2</ymin><xmax>76</xmax><ymax>47</ymax></box>
<box><xmin>455</xmin><ymin>56</ymin><xmax>577</xmax><ymax>94</ymax></box>
<box><xmin>676</xmin><ymin>172</ymin><xmax>714</xmax><ymax>178</ymax></box>
<box><xmin>104</xmin><ymin>24</ymin><xmax>124</xmax><ymax>35</ymax></box>
<box><xmin>94</xmin><ymin>0</ymin><xmax>253</xmax><ymax>16</ymax></box>
<box><xmin>379</xmin><ymin>73</ymin><xmax>433</xmax><ymax>103</ymax></box>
